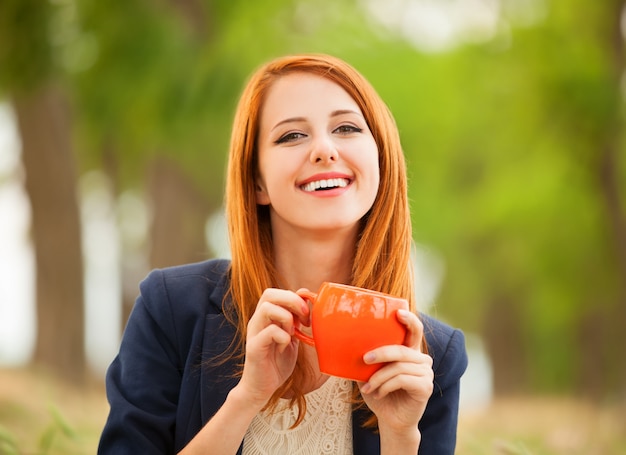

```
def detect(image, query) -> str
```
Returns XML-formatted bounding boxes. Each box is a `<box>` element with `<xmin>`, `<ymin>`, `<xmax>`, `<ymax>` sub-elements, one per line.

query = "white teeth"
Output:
<box><xmin>301</xmin><ymin>178</ymin><xmax>349</xmax><ymax>192</ymax></box>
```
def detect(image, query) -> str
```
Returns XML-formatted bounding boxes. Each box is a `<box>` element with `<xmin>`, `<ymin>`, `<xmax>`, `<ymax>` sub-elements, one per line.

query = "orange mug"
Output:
<box><xmin>294</xmin><ymin>282</ymin><xmax>409</xmax><ymax>382</ymax></box>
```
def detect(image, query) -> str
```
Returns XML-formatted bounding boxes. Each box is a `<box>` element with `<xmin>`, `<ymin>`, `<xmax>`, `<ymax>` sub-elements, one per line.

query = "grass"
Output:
<box><xmin>1</xmin><ymin>367</ymin><xmax>625</xmax><ymax>454</ymax></box>
<box><xmin>457</xmin><ymin>396</ymin><xmax>626</xmax><ymax>454</ymax></box>
<box><xmin>0</xmin><ymin>368</ymin><xmax>108</xmax><ymax>455</ymax></box>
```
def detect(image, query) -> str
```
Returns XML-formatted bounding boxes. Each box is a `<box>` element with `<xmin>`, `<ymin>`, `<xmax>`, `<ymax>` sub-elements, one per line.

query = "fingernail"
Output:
<box><xmin>360</xmin><ymin>383</ymin><xmax>371</xmax><ymax>394</ymax></box>
<box><xmin>364</xmin><ymin>352</ymin><xmax>376</xmax><ymax>364</ymax></box>
<box><xmin>398</xmin><ymin>309</ymin><xmax>410</xmax><ymax>320</ymax></box>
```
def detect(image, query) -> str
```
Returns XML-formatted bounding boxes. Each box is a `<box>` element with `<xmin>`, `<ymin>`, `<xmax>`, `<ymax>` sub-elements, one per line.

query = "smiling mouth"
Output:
<box><xmin>300</xmin><ymin>178</ymin><xmax>350</xmax><ymax>192</ymax></box>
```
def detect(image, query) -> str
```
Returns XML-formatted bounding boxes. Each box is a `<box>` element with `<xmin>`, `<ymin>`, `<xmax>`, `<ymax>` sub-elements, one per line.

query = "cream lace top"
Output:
<box><xmin>242</xmin><ymin>376</ymin><xmax>353</xmax><ymax>455</ymax></box>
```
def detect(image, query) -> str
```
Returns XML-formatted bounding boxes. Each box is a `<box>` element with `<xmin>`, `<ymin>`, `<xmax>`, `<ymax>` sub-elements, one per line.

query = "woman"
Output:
<box><xmin>98</xmin><ymin>54</ymin><xmax>468</xmax><ymax>454</ymax></box>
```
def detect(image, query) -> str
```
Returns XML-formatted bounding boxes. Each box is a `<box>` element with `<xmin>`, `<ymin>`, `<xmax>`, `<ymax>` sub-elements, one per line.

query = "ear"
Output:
<box><xmin>255</xmin><ymin>178</ymin><xmax>271</xmax><ymax>205</ymax></box>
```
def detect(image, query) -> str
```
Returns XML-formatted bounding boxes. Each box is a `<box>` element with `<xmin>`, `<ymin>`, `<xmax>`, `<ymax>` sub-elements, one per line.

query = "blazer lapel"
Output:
<box><xmin>352</xmin><ymin>407</ymin><xmax>380</xmax><ymax>454</ymax></box>
<box><xmin>199</xmin><ymin>314</ymin><xmax>240</xmax><ymax>422</ymax></box>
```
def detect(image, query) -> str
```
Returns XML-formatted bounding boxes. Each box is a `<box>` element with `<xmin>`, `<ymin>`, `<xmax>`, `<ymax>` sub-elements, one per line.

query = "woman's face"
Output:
<box><xmin>255</xmin><ymin>73</ymin><xmax>380</xmax><ymax>238</ymax></box>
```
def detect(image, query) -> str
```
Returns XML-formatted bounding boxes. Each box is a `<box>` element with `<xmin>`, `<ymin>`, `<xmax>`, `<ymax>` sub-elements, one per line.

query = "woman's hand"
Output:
<box><xmin>178</xmin><ymin>289</ymin><xmax>309</xmax><ymax>455</ymax></box>
<box><xmin>358</xmin><ymin>309</ymin><xmax>434</xmax><ymax>437</ymax></box>
<box><xmin>234</xmin><ymin>288</ymin><xmax>310</xmax><ymax>410</ymax></box>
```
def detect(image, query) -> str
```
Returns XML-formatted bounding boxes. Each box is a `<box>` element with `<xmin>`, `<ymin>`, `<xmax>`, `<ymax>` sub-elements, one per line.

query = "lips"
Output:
<box><xmin>300</xmin><ymin>178</ymin><xmax>350</xmax><ymax>192</ymax></box>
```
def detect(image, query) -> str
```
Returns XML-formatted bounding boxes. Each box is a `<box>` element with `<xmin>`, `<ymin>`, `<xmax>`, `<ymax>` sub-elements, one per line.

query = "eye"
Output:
<box><xmin>334</xmin><ymin>124</ymin><xmax>363</xmax><ymax>135</ymax></box>
<box><xmin>275</xmin><ymin>131</ymin><xmax>307</xmax><ymax>144</ymax></box>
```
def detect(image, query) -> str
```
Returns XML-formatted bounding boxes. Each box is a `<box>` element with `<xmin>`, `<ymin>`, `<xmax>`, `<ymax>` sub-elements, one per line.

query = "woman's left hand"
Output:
<box><xmin>357</xmin><ymin>309</ymin><xmax>434</xmax><ymax>433</ymax></box>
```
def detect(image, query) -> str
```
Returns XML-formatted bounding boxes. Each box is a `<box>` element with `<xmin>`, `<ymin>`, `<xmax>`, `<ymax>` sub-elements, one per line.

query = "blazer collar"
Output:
<box><xmin>207</xmin><ymin>259</ymin><xmax>233</xmax><ymax>314</ymax></box>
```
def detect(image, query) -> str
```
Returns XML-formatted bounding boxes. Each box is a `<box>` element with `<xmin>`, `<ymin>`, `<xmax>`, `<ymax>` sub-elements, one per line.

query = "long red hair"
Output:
<box><xmin>223</xmin><ymin>54</ymin><xmax>421</xmax><ymax>427</ymax></box>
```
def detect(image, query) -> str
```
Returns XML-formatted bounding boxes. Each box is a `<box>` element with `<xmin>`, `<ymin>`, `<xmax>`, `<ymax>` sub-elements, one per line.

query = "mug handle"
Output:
<box><xmin>293</xmin><ymin>289</ymin><xmax>316</xmax><ymax>346</ymax></box>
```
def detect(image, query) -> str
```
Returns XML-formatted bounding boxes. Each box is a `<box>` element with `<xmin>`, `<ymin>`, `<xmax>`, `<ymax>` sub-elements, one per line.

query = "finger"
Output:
<box><xmin>368</xmin><ymin>371</ymin><xmax>434</xmax><ymax>401</ymax></box>
<box><xmin>248</xmin><ymin>323</ymin><xmax>294</xmax><ymax>355</ymax></box>
<box><xmin>365</xmin><ymin>356</ymin><xmax>433</xmax><ymax>386</ymax></box>
<box><xmin>248</xmin><ymin>302</ymin><xmax>297</xmax><ymax>335</ymax></box>
<box><xmin>362</xmin><ymin>352</ymin><xmax>432</xmax><ymax>395</ymax></box>
<box><xmin>295</xmin><ymin>288</ymin><xmax>315</xmax><ymax>326</ymax></box>
<box><xmin>362</xmin><ymin>359</ymin><xmax>434</xmax><ymax>398</ymax></box>
<box><xmin>249</xmin><ymin>290</ymin><xmax>310</xmax><ymax>332</ymax></box>
<box><xmin>397</xmin><ymin>309</ymin><xmax>424</xmax><ymax>351</ymax></box>
<box><xmin>364</xmin><ymin>344</ymin><xmax>428</xmax><ymax>365</ymax></box>
<box><xmin>357</xmin><ymin>381</ymin><xmax>371</xmax><ymax>395</ymax></box>
<box><xmin>259</xmin><ymin>289</ymin><xmax>310</xmax><ymax>322</ymax></box>
<box><xmin>265</xmin><ymin>324</ymin><xmax>297</xmax><ymax>354</ymax></box>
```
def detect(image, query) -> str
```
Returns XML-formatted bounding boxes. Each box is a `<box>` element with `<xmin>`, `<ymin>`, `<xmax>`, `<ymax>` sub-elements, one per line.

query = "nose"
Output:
<box><xmin>309</xmin><ymin>136</ymin><xmax>338</xmax><ymax>164</ymax></box>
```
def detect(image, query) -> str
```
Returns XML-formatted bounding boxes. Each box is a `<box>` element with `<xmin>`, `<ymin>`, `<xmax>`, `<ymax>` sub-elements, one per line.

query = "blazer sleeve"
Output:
<box><xmin>98</xmin><ymin>269</ymin><xmax>182</xmax><ymax>454</ymax></box>
<box><xmin>418</xmin><ymin>325</ymin><xmax>468</xmax><ymax>454</ymax></box>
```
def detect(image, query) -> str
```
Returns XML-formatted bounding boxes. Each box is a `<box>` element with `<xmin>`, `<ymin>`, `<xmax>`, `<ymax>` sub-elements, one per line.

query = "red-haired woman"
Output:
<box><xmin>99</xmin><ymin>54</ymin><xmax>468</xmax><ymax>455</ymax></box>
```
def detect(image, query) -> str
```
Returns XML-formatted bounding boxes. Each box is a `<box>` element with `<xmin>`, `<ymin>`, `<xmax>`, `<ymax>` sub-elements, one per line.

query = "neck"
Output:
<box><xmin>272</xmin><ymin>225</ymin><xmax>358</xmax><ymax>292</ymax></box>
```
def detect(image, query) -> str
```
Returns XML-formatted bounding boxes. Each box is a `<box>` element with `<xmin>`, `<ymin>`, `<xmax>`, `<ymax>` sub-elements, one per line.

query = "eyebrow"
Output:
<box><xmin>270</xmin><ymin>109</ymin><xmax>363</xmax><ymax>132</ymax></box>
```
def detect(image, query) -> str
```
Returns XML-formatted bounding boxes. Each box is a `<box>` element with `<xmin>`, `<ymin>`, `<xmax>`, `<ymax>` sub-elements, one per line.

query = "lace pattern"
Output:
<box><xmin>242</xmin><ymin>377</ymin><xmax>353</xmax><ymax>455</ymax></box>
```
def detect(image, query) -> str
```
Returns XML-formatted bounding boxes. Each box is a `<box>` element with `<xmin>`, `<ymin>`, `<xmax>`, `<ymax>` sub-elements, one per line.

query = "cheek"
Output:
<box><xmin>366</xmin><ymin>144</ymin><xmax>381</xmax><ymax>185</ymax></box>
<box><xmin>370</xmin><ymin>171</ymin><xmax>381</xmax><ymax>203</ymax></box>
<box><xmin>256</xmin><ymin>157</ymin><xmax>296</xmax><ymax>203</ymax></box>
<box><xmin>366</xmin><ymin>145</ymin><xmax>381</xmax><ymax>200</ymax></box>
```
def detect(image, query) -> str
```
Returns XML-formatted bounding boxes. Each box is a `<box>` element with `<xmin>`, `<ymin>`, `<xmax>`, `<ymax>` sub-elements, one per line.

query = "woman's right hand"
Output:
<box><xmin>234</xmin><ymin>288</ymin><xmax>310</xmax><ymax>409</ymax></box>
<box><xmin>178</xmin><ymin>289</ymin><xmax>310</xmax><ymax>454</ymax></box>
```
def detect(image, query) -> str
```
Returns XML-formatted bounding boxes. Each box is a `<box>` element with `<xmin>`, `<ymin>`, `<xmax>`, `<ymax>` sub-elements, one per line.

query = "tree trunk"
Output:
<box><xmin>482</xmin><ymin>294</ymin><xmax>527</xmax><ymax>395</ymax></box>
<box><xmin>148</xmin><ymin>156</ymin><xmax>214</xmax><ymax>270</ymax></box>
<box><xmin>594</xmin><ymin>0</ymin><xmax>626</xmax><ymax>398</ymax></box>
<box><xmin>13</xmin><ymin>84</ymin><xmax>86</xmax><ymax>385</ymax></box>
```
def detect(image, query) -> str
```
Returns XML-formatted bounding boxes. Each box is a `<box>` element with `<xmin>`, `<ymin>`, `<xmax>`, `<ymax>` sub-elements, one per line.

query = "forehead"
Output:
<box><xmin>259</xmin><ymin>72</ymin><xmax>362</xmax><ymax>127</ymax></box>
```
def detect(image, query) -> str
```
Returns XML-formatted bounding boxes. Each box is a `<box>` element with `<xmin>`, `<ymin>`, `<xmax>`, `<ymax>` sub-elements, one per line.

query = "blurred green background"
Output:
<box><xmin>1</xmin><ymin>0</ymin><xmax>625</xmax><ymax>453</ymax></box>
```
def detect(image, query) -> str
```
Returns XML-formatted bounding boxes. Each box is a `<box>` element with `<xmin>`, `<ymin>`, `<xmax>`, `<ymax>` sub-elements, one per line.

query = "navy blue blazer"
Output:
<box><xmin>98</xmin><ymin>259</ymin><xmax>467</xmax><ymax>454</ymax></box>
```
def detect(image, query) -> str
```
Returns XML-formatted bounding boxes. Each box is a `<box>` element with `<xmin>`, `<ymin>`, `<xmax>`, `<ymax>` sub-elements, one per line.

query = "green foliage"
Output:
<box><xmin>0</xmin><ymin>0</ymin><xmax>56</xmax><ymax>92</ymax></box>
<box><xmin>349</xmin><ymin>0</ymin><xmax>626</xmax><ymax>395</ymax></box>
<box><xmin>71</xmin><ymin>0</ymin><xmax>379</xmax><ymax>196</ymax></box>
<box><xmin>0</xmin><ymin>424</ymin><xmax>20</xmax><ymax>455</ymax></box>
<box><xmin>38</xmin><ymin>405</ymin><xmax>77</xmax><ymax>455</ymax></box>
<box><xmin>2</xmin><ymin>0</ymin><xmax>624</xmax><ymax>395</ymax></box>
<box><xmin>0</xmin><ymin>405</ymin><xmax>77</xmax><ymax>455</ymax></box>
